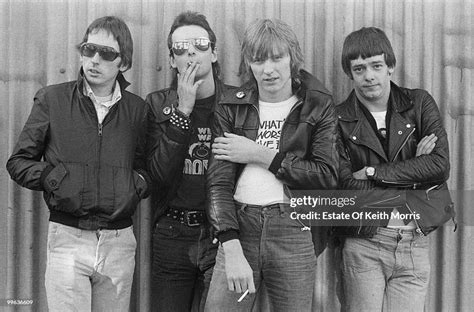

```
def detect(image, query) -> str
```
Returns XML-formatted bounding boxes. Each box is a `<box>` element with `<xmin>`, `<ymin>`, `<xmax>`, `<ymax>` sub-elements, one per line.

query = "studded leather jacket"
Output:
<box><xmin>207</xmin><ymin>70</ymin><xmax>339</xmax><ymax>243</ymax></box>
<box><xmin>335</xmin><ymin>82</ymin><xmax>453</xmax><ymax>236</ymax></box>
<box><xmin>146</xmin><ymin>80</ymin><xmax>235</xmax><ymax>224</ymax></box>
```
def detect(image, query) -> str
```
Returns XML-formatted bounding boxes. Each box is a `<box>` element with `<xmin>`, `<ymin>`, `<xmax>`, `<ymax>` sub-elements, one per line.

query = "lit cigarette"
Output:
<box><xmin>187</xmin><ymin>61</ymin><xmax>192</xmax><ymax>67</ymax></box>
<box><xmin>237</xmin><ymin>289</ymin><xmax>249</xmax><ymax>302</ymax></box>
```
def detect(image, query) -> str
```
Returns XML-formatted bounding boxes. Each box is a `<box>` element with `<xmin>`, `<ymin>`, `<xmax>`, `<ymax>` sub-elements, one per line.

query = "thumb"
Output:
<box><xmin>224</xmin><ymin>132</ymin><xmax>239</xmax><ymax>138</ymax></box>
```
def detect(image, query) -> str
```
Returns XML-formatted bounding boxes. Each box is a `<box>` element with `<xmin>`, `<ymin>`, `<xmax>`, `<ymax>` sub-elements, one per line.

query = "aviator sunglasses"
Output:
<box><xmin>171</xmin><ymin>37</ymin><xmax>213</xmax><ymax>56</ymax></box>
<box><xmin>79</xmin><ymin>42</ymin><xmax>121</xmax><ymax>62</ymax></box>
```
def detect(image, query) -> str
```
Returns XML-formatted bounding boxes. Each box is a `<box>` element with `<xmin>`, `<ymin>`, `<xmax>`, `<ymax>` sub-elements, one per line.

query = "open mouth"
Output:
<box><xmin>88</xmin><ymin>69</ymin><xmax>101</xmax><ymax>75</ymax></box>
<box><xmin>264</xmin><ymin>77</ymin><xmax>278</xmax><ymax>82</ymax></box>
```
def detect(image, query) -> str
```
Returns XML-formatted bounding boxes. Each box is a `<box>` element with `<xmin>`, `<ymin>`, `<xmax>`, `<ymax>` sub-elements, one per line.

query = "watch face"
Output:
<box><xmin>366</xmin><ymin>167</ymin><xmax>375</xmax><ymax>176</ymax></box>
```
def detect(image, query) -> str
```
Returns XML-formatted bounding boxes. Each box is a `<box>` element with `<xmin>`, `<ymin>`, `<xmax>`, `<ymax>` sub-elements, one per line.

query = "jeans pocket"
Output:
<box><xmin>342</xmin><ymin>237</ymin><xmax>381</xmax><ymax>274</ymax></box>
<box><xmin>154</xmin><ymin>219</ymin><xmax>179</xmax><ymax>239</ymax></box>
<box><xmin>410</xmin><ymin>235</ymin><xmax>430</xmax><ymax>282</ymax></box>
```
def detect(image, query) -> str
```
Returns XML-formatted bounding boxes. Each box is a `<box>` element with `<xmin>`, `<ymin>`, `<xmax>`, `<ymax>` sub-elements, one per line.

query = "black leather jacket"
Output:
<box><xmin>336</xmin><ymin>82</ymin><xmax>453</xmax><ymax>236</ymax></box>
<box><xmin>146</xmin><ymin>80</ymin><xmax>235</xmax><ymax>224</ymax></box>
<box><xmin>207</xmin><ymin>70</ymin><xmax>339</xmax><ymax>242</ymax></box>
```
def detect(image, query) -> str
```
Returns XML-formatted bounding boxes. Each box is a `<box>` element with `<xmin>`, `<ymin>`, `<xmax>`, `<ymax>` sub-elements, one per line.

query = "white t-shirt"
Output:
<box><xmin>370</xmin><ymin>110</ymin><xmax>386</xmax><ymax>132</ymax></box>
<box><xmin>233</xmin><ymin>95</ymin><xmax>298</xmax><ymax>205</ymax></box>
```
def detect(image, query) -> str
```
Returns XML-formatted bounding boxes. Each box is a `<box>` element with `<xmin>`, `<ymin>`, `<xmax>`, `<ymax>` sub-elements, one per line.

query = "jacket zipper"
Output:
<box><xmin>380</xmin><ymin>179</ymin><xmax>421</xmax><ymax>189</ymax></box>
<box><xmin>379</xmin><ymin>127</ymin><xmax>417</xmax><ymax>186</ymax></box>
<box><xmin>97</xmin><ymin>123</ymin><xmax>103</xmax><ymax>209</ymax></box>
<box><xmin>276</xmin><ymin>99</ymin><xmax>303</xmax><ymax>201</ymax></box>
<box><xmin>392</xmin><ymin>127</ymin><xmax>415</xmax><ymax>162</ymax></box>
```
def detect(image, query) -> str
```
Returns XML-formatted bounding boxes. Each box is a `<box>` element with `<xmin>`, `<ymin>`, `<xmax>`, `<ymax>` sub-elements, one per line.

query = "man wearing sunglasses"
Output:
<box><xmin>205</xmin><ymin>19</ymin><xmax>338</xmax><ymax>311</ymax></box>
<box><xmin>146</xmin><ymin>11</ymin><xmax>234</xmax><ymax>311</ymax></box>
<box><xmin>6</xmin><ymin>16</ymin><xmax>150</xmax><ymax>311</ymax></box>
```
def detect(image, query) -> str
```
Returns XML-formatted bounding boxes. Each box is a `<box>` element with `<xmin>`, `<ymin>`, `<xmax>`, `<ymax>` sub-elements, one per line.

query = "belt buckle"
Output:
<box><xmin>185</xmin><ymin>211</ymin><xmax>201</xmax><ymax>227</ymax></box>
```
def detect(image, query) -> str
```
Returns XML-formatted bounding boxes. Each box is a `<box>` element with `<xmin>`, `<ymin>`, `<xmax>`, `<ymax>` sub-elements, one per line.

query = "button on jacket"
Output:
<box><xmin>207</xmin><ymin>70</ymin><xmax>339</xmax><ymax>246</ymax></box>
<box><xmin>6</xmin><ymin>69</ymin><xmax>150</xmax><ymax>230</ymax></box>
<box><xmin>336</xmin><ymin>81</ymin><xmax>454</xmax><ymax>236</ymax></box>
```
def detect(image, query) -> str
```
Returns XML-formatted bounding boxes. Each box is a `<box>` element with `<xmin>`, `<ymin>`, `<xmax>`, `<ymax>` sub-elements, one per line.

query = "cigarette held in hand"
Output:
<box><xmin>237</xmin><ymin>289</ymin><xmax>249</xmax><ymax>302</ymax></box>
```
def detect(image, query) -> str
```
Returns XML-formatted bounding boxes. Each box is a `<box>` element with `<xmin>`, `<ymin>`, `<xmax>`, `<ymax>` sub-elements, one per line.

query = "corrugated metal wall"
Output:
<box><xmin>1</xmin><ymin>0</ymin><xmax>472</xmax><ymax>311</ymax></box>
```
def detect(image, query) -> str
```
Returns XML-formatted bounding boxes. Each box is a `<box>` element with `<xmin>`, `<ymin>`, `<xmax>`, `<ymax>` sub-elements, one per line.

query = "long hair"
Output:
<box><xmin>238</xmin><ymin>18</ymin><xmax>304</xmax><ymax>84</ymax></box>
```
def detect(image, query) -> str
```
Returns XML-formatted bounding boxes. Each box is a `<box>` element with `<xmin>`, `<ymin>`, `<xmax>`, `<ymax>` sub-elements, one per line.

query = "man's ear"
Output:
<box><xmin>119</xmin><ymin>63</ymin><xmax>128</xmax><ymax>72</ymax></box>
<box><xmin>170</xmin><ymin>56</ymin><xmax>177</xmax><ymax>69</ymax></box>
<box><xmin>211</xmin><ymin>47</ymin><xmax>217</xmax><ymax>63</ymax></box>
<box><xmin>388</xmin><ymin>67</ymin><xmax>395</xmax><ymax>76</ymax></box>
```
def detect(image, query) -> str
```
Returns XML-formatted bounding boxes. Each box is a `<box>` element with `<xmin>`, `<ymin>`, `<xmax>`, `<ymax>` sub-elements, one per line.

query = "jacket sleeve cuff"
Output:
<box><xmin>135</xmin><ymin>168</ymin><xmax>152</xmax><ymax>198</ymax></box>
<box><xmin>268</xmin><ymin>152</ymin><xmax>286</xmax><ymax>175</ymax></box>
<box><xmin>40</xmin><ymin>165</ymin><xmax>54</xmax><ymax>190</ymax></box>
<box><xmin>167</xmin><ymin>122</ymin><xmax>191</xmax><ymax>144</ymax></box>
<box><xmin>217</xmin><ymin>230</ymin><xmax>239</xmax><ymax>243</ymax></box>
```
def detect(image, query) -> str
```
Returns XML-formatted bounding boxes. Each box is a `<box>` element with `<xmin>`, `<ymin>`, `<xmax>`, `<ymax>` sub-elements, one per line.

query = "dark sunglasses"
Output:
<box><xmin>171</xmin><ymin>37</ymin><xmax>213</xmax><ymax>56</ymax></box>
<box><xmin>79</xmin><ymin>42</ymin><xmax>121</xmax><ymax>62</ymax></box>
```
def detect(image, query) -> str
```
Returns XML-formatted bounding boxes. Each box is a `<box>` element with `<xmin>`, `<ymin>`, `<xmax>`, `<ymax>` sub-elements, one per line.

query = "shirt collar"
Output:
<box><xmin>83</xmin><ymin>78</ymin><xmax>122</xmax><ymax>108</ymax></box>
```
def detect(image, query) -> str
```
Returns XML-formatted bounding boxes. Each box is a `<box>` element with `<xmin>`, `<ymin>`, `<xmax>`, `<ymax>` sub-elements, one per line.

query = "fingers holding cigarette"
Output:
<box><xmin>237</xmin><ymin>289</ymin><xmax>249</xmax><ymax>302</ymax></box>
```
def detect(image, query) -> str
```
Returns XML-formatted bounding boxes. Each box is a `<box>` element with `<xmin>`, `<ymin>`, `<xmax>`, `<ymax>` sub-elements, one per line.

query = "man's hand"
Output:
<box><xmin>416</xmin><ymin>134</ymin><xmax>437</xmax><ymax>156</ymax></box>
<box><xmin>176</xmin><ymin>61</ymin><xmax>203</xmax><ymax>116</ymax></box>
<box><xmin>212</xmin><ymin>132</ymin><xmax>277</xmax><ymax>166</ymax></box>
<box><xmin>352</xmin><ymin>166</ymin><xmax>368</xmax><ymax>180</ymax></box>
<box><xmin>222</xmin><ymin>239</ymin><xmax>256</xmax><ymax>294</ymax></box>
<box><xmin>352</xmin><ymin>134</ymin><xmax>438</xmax><ymax>180</ymax></box>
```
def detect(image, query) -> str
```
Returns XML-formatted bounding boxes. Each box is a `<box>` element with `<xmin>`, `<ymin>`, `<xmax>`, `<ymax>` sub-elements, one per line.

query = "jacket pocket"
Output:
<box><xmin>406</xmin><ymin>182</ymin><xmax>455</xmax><ymax>232</ymax></box>
<box><xmin>109</xmin><ymin>167</ymin><xmax>141</xmax><ymax>220</ymax></box>
<box><xmin>45</xmin><ymin>162</ymin><xmax>85</xmax><ymax>216</ymax></box>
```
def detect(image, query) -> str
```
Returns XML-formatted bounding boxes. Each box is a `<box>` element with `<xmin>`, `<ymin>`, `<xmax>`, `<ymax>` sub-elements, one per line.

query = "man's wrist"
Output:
<box><xmin>222</xmin><ymin>239</ymin><xmax>243</xmax><ymax>254</ymax></box>
<box><xmin>365</xmin><ymin>166</ymin><xmax>376</xmax><ymax>180</ymax></box>
<box><xmin>176</xmin><ymin>100</ymin><xmax>193</xmax><ymax>116</ymax></box>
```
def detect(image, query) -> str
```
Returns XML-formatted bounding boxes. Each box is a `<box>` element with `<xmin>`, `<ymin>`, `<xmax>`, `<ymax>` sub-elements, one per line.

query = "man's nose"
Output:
<box><xmin>364</xmin><ymin>68</ymin><xmax>375</xmax><ymax>81</ymax></box>
<box><xmin>187</xmin><ymin>43</ymin><xmax>197</xmax><ymax>56</ymax></box>
<box><xmin>263</xmin><ymin>59</ymin><xmax>274</xmax><ymax>74</ymax></box>
<box><xmin>91</xmin><ymin>51</ymin><xmax>101</xmax><ymax>63</ymax></box>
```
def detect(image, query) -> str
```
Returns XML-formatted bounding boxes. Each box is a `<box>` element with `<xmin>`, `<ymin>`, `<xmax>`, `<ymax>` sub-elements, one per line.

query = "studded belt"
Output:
<box><xmin>165</xmin><ymin>208</ymin><xmax>207</xmax><ymax>227</ymax></box>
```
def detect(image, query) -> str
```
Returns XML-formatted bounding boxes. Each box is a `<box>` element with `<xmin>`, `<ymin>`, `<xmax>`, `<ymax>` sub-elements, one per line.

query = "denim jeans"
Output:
<box><xmin>45</xmin><ymin>222</ymin><xmax>136</xmax><ymax>312</ymax></box>
<box><xmin>151</xmin><ymin>216</ymin><xmax>218</xmax><ymax>312</ymax></box>
<box><xmin>341</xmin><ymin>227</ymin><xmax>430</xmax><ymax>312</ymax></box>
<box><xmin>205</xmin><ymin>203</ymin><xmax>317</xmax><ymax>312</ymax></box>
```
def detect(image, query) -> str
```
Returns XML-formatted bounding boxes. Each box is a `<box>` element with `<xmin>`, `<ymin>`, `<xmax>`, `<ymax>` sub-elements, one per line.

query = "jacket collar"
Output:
<box><xmin>337</xmin><ymin>81</ymin><xmax>413</xmax><ymax>121</ymax></box>
<box><xmin>337</xmin><ymin>81</ymin><xmax>416</xmax><ymax>162</ymax></box>
<box><xmin>220</xmin><ymin>69</ymin><xmax>330</xmax><ymax>105</ymax></box>
<box><xmin>77</xmin><ymin>67</ymin><xmax>130</xmax><ymax>93</ymax></box>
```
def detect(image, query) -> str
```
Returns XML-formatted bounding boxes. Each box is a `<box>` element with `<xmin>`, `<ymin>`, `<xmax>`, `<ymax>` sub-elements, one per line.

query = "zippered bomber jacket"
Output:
<box><xmin>6</xmin><ymin>69</ymin><xmax>151</xmax><ymax>230</ymax></box>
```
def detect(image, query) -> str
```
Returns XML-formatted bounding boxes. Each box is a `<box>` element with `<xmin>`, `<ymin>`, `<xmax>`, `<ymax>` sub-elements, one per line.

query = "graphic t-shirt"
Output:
<box><xmin>234</xmin><ymin>95</ymin><xmax>298</xmax><ymax>205</ymax></box>
<box><xmin>168</xmin><ymin>95</ymin><xmax>214</xmax><ymax>211</ymax></box>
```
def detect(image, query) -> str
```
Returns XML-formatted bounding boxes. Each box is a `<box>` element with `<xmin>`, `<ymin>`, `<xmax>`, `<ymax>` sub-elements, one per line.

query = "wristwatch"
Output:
<box><xmin>365</xmin><ymin>167</ymin><xmax>376</xmax><ymax>180</ymax></box>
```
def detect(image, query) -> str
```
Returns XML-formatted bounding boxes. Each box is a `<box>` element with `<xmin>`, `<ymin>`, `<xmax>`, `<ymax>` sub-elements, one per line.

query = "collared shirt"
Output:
<box><xmin>83</xmin><ymin>79</ymin><xmax>122</xmax><ymax>124</ymax></box>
